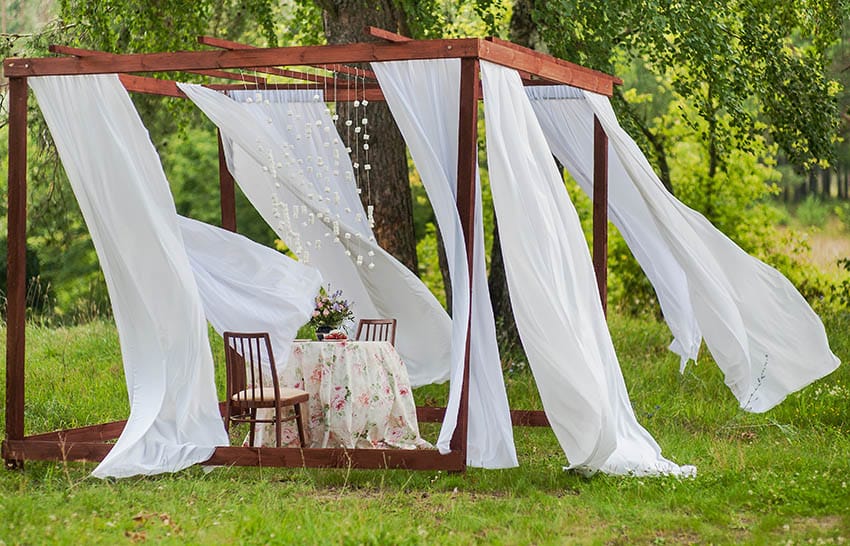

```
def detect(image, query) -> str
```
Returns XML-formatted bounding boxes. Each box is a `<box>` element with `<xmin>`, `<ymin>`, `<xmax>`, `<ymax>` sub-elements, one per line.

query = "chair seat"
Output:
<box><xmin>231</xmin><ymin>387</ymin><xmax>309</xmax><ymax>405</ymax></box>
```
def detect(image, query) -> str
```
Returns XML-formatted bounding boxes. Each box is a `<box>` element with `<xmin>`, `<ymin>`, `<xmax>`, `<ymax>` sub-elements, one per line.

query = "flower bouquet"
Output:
<box><xmin>309</xmin><ymin>285</ymin><xmax>354</xmax><ymax>340</ymax></box>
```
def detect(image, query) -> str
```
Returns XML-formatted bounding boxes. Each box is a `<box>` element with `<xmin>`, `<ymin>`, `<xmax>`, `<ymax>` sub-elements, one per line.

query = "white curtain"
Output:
<box><xmin>480</xmin><ymin>61</ymin><xmax>694</xmax><ymax>476</ymax></box>
<box><xmin>527</xmin><ymin>86</ymin><xmax>701</xmax><ymax>369</ymax></box>
<box><xmin>178</xmin><ymin>215</ymin><xmax>323</xmax><ymax>367</ymax></box>
<box><xmin>30</xmin><ymin>75</ymin><xmax>228</xmax><ymax>478</ymax></box>
<box><xmin>179</xmin><ymin>84</ymin><xmax>452</xmax><ymax>387</ymax></box>
<box><xmin>583</xmin><ymin>93</ymin><xmax>840</xmax><ymax>412</ymax></box>
<box><xmin>373</xmin><ymin>59</ymin><xmax>517</xmax><ymax>468</ymax></box>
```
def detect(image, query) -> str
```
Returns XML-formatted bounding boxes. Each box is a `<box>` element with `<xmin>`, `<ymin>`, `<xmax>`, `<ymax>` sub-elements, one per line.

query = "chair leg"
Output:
<box><xmin>248</xmin><ymin>408</ymin><xmax>256</xmax><ymax>447</ymax></box>
<box><xmin>294</xmin><ymin>403</ymin><xmax>306</xmax><ymax>448</ymax></box>
<box><xmin>274</xmin><ymin>406</ymin><xmax>283</xmax><ymax>448</ymax></box>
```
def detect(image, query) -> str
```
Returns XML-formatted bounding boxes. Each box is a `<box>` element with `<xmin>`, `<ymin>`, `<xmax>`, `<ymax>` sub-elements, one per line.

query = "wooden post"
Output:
<box><xmin>449</xmin><ymin>59</ymin><xmax>480</xmax><ymax>469</ymax></box>
<box><xmin>217</xmin><ymin>130</ymin><xmax>237</xmax><ymax>232</ymax></box>
<box><xmin>4</xmin><ymin>77</ymin><xmax>28</xmax><ymax>469</ymax></box>
<box><xmin>592</xmin><ymin>115</ymin><xmax>608</xmax><ymax>316</ymax></box>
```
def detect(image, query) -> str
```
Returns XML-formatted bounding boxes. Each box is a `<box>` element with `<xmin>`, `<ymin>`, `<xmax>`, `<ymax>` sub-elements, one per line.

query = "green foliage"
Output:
<box><xmin>533</xmin><ymin>0</ymin><xmax>847</xmax><ymax>171</ymax></box>
<box><xmin>795</xmin><ymin>195</ymin><xmax>831</xmax><ymax>228</ymax></box>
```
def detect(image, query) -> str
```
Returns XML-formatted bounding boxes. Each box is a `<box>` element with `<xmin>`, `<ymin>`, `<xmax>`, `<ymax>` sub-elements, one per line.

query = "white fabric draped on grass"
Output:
<box><xmin>179</xmin><ymin>84</ymin><xmax>453</xmax><ymax>388</ymax></box>
<box><xmin>30</xmin><ymin>74</ymin><xmax>229</xmax><ymax>478</ymax></box>
<box><xmin>178</xmin><ymin>215</ymin><xmax>323</xmax><ymax>370</ymax></box>
<box><xmin>527</xmin><ymin>84</ymin><xmax>839</xmax><ymax>412</ymax></box>
<box><xmin>480</xmin><ymin>61</ymin><xmax>695</xmax><ymax>476</ymax></box>
<box><xmin>373</xmin><ymin>59</ymin><xmax>518</xmax><ymax>468</ymax></box>
<box><xmin>527</xmin><ymin>85</ymin><xmax>701</xmax><ymax>370</ymax></box>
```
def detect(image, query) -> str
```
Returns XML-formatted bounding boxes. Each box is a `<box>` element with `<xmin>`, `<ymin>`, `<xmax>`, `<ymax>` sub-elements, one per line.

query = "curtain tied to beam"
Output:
<box><xmin>30</xmin><ymin>74</ymin><xmax>229</xmax><ymax>478</ymax></box>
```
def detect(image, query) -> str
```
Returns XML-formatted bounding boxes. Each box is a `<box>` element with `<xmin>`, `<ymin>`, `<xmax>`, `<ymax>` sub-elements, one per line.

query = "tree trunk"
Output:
<box><xmin>821</xmin><ymin>168</ymin><xmax>832</xmax><ymax>198</ymax></box>
<box><xmin>316</xmin><ymin>0</ymin><xmax>419</xmax><ymax>274</ymax></box>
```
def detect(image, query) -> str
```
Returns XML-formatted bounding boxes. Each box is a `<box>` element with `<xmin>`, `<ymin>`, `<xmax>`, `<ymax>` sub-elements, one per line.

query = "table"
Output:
<box><xmin>251</xmin><ymin>340</ymin><xmax>432</xmax><ymax>450</ymax></box>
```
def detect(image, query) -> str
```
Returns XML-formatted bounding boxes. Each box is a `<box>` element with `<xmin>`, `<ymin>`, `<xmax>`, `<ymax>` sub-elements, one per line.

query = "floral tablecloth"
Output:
<box><xmin>252</xmin><ymin>340</ymin><xmax>432</xmax><ymax>450</ymax></box>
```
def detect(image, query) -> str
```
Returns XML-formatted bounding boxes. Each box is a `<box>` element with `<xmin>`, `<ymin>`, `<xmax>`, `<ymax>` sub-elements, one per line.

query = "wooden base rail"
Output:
<box><xmin>416</xmin><ymin>406</ymin><xmax>550</xmax><ymax>427</ymax></box>
<box><xmin>2</xmin><ymin>440</ymin><xmax>465</xmax><ymax>471</ymax></box>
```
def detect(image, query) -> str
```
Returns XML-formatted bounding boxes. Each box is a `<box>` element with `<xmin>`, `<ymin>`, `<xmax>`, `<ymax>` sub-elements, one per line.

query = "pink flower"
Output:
<box><xmin>323</xmin><ymin>309</ymin><xmax>330</xmax><ymax>316</ymax></box>
<box><xmin>399</xmin><ymin>387</ymin><xmax>409</xmax><ymax>396</ymax></box>
<box><xmin>358</xmin><ymin>392</ymin><xmax>370</xmax><ymax>406</ymax></box>
<box><xmin>312</xmin><ymin>310</ymin><xmax>320</xmax><ymax>317</ymax></box>
<box><xmin>332</xmin><ymin>394</ymin><xmax>346</xmax><ymax>411</ymax></box>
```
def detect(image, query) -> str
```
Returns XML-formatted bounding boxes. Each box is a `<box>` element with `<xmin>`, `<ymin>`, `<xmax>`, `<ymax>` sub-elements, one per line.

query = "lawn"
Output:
<box><xmin>0</xmin><ymin>310</ymin><xmax>848</xmax><ymax>545</ymax></box>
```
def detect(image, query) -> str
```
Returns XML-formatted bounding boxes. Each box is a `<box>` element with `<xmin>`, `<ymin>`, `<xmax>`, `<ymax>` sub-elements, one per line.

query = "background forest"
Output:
<box><xmin>1</xmin><ymin>0</ymin><xmax>850</xmax><ymax>357</ymax></box>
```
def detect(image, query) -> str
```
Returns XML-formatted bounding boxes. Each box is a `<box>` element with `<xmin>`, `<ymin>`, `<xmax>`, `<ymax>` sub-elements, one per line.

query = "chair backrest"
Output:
<box><xmin>223</xmin><ymin>332</ymin><xmax>280</xmax><ymax>404</ymax></box>
<box><xmin>355</xmin><ymin>318</ymin><xmax>397</xmax><ymax>346</ymax></box>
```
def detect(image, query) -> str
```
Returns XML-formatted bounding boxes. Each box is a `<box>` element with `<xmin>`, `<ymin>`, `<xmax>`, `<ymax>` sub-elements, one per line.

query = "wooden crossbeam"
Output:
<box><xmin>365</xmin><ymin>26</ymin><xmax>412</xmax><ymax>43</ymax></box>
<box><xmin>49</xmin><ymin>44</ymin><xmax>268</xmax><ymax>84</ymax></box>
<box><xmin>197</xmin><ymin>35</ymin><xmax>378</xmax><ymax>81</ymax></box>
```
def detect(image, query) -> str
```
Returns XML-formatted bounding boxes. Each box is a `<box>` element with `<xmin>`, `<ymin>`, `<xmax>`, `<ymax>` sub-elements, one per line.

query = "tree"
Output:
<box><xmin>312</xmin><ymin>0</ymin><xmax>420</xmax><ymax>273</ymax></box>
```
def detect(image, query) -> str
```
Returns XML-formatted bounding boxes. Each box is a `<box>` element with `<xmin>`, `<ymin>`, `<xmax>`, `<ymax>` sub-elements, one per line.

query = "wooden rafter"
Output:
<box><xmin>198</xmin><ymin>35</ymin><xmax>379</xmax><ymax>81</ymax></box>
<box><xmin>49</xmin><ymin>45</ymin><xmax>269</xmax><ymax>84</ymax></box>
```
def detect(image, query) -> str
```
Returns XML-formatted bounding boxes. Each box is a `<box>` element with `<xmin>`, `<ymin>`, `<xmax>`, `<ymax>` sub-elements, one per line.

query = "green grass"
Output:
<box><xmin>1</xmin><ymin>311</ymin><xmax>849</xmax><ymax>544</ymax></box>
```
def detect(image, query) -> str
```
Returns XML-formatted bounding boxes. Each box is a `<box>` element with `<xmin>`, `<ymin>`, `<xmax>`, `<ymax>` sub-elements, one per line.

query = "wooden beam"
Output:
<box><xmin>49</xmin><ymin>44</ymin><xmax>269</xmax><ymax>84</ymax></box>
<box><xmin>4</xmin><ymin>39</ymin><xmax>483</xmax><ymax>77</ymax></box>
<box><xmin>5</xmin><ymin>77</ymin><xmax>28</xmax><ymax>469</ymax></box>
<box><xmin>593</xmin><ymin>115</ymin><xmax>609</xmax><ymax>316</ymax></box>
<box><xmin>449</xmin><ymin>59</ymin><xmax>480</xmax><ymax>468</ymax></box>
<box><xmin>198</xmin><ymin>36</ymin><xmax>379</xmax><ymax>80</ymax></box>
<box><xmin>2</xmin><ymin>440</ymin><xmax>465</xmax><ymax>471</ymax></box>
<box><xmin>480</xmin><ymin>38</ymin><xmax>620</xmax><ymax>96</ymax></box>
<box><xmin>24</xmin><ymin>420</ymin><xmax>126</xmax><ymax>442</ymax></box>
<box><xmin>117</xmin><ymin>73</ymin><xmax>387</xmax><ymax>101</ymax></box>
<box><xmin>365</xmin><ymin>26</ymin><xmax>412</xmax><ymax>43</ymax></box>
<box><xmin>218</xmin><ymin>130</ymin><xmax>237</xmax><ymax>232</ymax></box>
<box><xmin>417</xmin><ymin>407</ymin><xmax>551</xmax><ymax>427</ymax></box>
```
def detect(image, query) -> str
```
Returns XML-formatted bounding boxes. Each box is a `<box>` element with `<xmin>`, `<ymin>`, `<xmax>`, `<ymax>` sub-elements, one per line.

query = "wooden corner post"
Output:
<box><xmin>4</xmin><ymin>77</ymin><xmax>28</xmax><ymax>469</ymax></box>
<box><xmin>592</xmin><ymin>115</ymin><xmax>609</xmax><ymax>316</ymax></box>
<box><xmin>217</xmin><ymin>130</ymin><xmax>237</xmax><ymax>232</ymax></box>
<box><xmin>449</xmin><ymin>58</ymin><xmax>480</xmax><ymax>469</ymax></box>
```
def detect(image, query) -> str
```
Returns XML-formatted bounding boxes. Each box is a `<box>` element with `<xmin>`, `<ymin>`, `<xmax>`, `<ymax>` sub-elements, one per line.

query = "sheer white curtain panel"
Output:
<box><xmin>30</xmin><ymin>74</ymin><xmax>228</xmax><ymax>479</ymax></box>
<box><xmin>373</xmin><ymin>59</ymin><xmax>517</xmax><ymax>468</ymax></box>
<box><xmin>179</xmin><ymin>84</ymin><xmax>452</xmax><ymax>387</ymax></box>
<box><xmin>583</xmin><ymin>92</ymin><xmax>839</xmax><ymax>412</ymax></box>
<box><xmin>527</xmin><ymin>86</ymin><xmax>701</xmax><ymax>369</ymax></box>
<box><xmin>480</xmin><ymin>61</ymin><xmax>695</xmax><ymax>476</ymax></box>
<box><xmin>178</xmin><ymin>215</ymin><xmax>323</xmax><ymax>368</ymax></box>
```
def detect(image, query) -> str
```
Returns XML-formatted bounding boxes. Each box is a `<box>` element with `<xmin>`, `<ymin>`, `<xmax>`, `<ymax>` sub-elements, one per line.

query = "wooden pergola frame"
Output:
<box><xmin>3</xmin><ymin>28</ymin><xmax>621</xmax><ymax>472</ymax></box>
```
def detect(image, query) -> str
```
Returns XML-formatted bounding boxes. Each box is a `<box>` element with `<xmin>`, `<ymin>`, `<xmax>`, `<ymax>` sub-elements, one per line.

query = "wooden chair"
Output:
<box><xmin>223</xmin><ymin>332</ymin><xmax>308</xmax><ymax>448</ymax></box>
<box><xmin>355</xmin><ymin>318</ymin><xmax>397</xmax><ymax>346</ymax></box>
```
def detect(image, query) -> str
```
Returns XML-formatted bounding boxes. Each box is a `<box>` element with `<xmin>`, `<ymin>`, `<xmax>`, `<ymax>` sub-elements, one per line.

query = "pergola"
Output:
<box><xmin>3</xmin><ymin>28</ymin><xmax>621</xmax><ymax>472</ymax></box>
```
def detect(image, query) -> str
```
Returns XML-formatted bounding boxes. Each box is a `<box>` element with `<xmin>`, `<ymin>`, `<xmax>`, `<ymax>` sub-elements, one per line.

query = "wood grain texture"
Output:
<box><xmin>449</xmin><ymin>59</ymin><xmax>481</xmax><ymax>464</ymax></box>
<box><xmin>4</xmin><ymin>40</ymin><xmax>483</xmax><ymax>77</ymax></box>
<box><xmin>593</xmin><ymin>115</ymin><xmax>609</xmax><ymax>315</ymax></box>
<box><xmin>218</xmin><ymin>131</ymin><xmax>237</xmax><ymax>232</ymax></box>
<box><xmin>5</xmin><ymin>77</ymin><xmax>28</xmax><ymax>453</ymax></box>
<box><xmin>2</xmin><ymin>440</ymin><xmax>464</xmax><ymax>470</ymax></box>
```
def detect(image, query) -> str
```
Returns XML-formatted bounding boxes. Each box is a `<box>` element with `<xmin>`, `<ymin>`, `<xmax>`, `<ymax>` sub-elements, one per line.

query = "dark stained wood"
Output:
<box><xmin>479</xmin><ymin>38</ymin><xmax>620</xmax><ymax>96</ymax></box>
<box><xmin>25</xmin><ymin>420</ymin><xmax>126</xmax><ymax>442</ymax></box>
<box><xmin>593</xmin><ymin>115</ymin><xmax>609</xmax><ymax>316</ymax></box>
<box><xmin>4</xmin><ymin>39</ymin><xmax>483</xmax><ymax>77</ymax></box>
<box><xmin>417</xmin><ymin>406</ymin><xmax>551</xmax><ymax>427</ymax></box>
<box><xmin>449</xmin><ymin>59</ymin><xmax>480</xmax><ymax>466</ymax></box>
<box><xmin>198</xmin><ymin>36</ymin><xmax>379</xmax><ymax>81</ymax></box>
<box><xmin>49</xmin><ymin>44</ymin><xmax>268</xmax><ymax>84</ymax></box>
<box><xmin>3</xmin><ymin>440</ymin><xmax>464</xmax><ymax>470</ymax></box>
<box><xmin>3</xmin><ymin>440</ymin><xmax>113</xmax><ymax>463</ymax></box>
<box><xmin>5</xmin><ymin>77</ymin><xmax>28</xmax><ymax>461</ymax></box>
<box><xmin>205</xmin><ymin>446</ymin><xmax>464</xmax><ymax>470</ymax></box>
<box><xmin>365</xmin><ymin>26</ymin><xmax>412</xmax><ymax>42</ymax></box>
<box><xmin>217</xmin><ymin>130</ymin><xmax>237</xmax><ymax>232</ymax></box>
<box><xmin>118</xmin><ymin>73</ymin><xmax>387</xmax><ymax>102</ymax></box>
